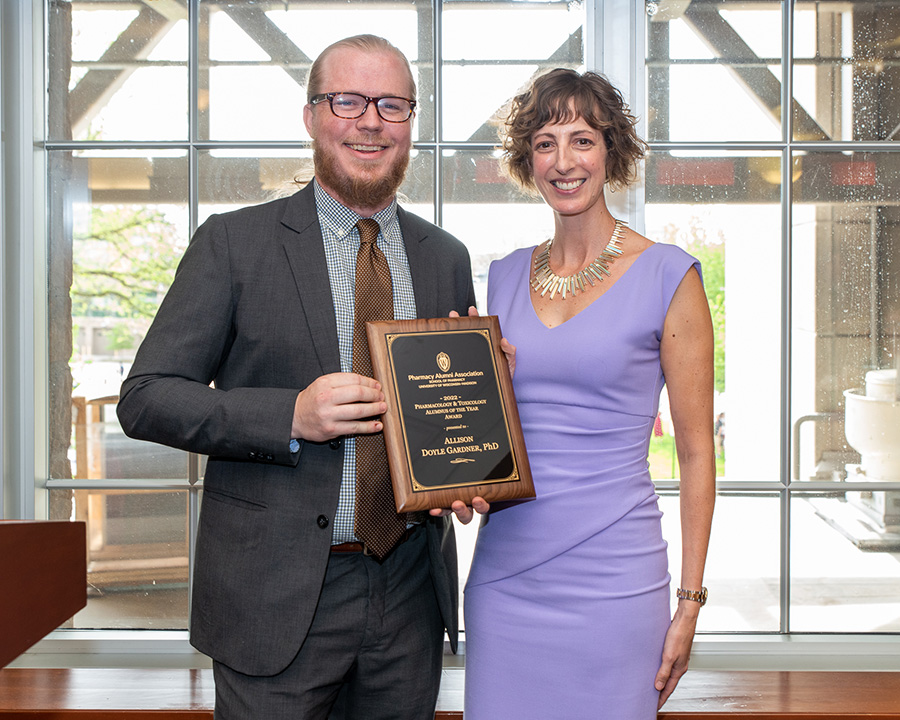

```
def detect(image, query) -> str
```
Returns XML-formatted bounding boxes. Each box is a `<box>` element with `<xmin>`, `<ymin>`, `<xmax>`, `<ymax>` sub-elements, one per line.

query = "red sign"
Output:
<box><xmin>656</xmin><ymin>158</ymin><xmax>735</xmax><ymax>186</ymax></box>
<box><xmin>831</xmin><ymin>161</ymin><xmax>876</xmax><ymax>186</ymax></box>
<box><xmin>474</xmin><ymin>157</ymin><xmax>505</xmax><ymax>184</ymax></box>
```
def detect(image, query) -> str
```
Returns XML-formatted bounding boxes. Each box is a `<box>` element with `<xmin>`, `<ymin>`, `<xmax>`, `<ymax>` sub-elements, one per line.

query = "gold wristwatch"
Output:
<box><xmin>676</xmin><ymin>586</ymin><xmax>708</xmax><ymax>606</ymax></box>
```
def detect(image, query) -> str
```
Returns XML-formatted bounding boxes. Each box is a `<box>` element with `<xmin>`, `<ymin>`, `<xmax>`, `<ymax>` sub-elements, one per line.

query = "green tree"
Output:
<box><xmin>72</xmin><ymin>205</ymin><xmax>183</xmax><ymax>325</ymax></box>
<box><xmin>660</xmin><ymin>218</ymin><xmax>726</xmax><ymax>394</ymax></box>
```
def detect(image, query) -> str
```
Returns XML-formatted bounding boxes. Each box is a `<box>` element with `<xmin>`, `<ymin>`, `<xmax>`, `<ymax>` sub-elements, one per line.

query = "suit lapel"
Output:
<box><xmin>398</xmin><ymin>207</ymin><xmax>437</xmax><ymax>319</ymax></box>
<box><xmin>278</xmin><ymin>191</ymin><xmax>435</xmax><ymax>373</ymax></box>
<box><xmin>280</xmin><ymin>184</ymin><xmax>342</xmax><ymax>374</ymax></box>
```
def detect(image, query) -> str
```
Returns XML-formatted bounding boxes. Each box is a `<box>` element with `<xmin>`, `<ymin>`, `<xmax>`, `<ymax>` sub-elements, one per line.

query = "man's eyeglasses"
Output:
<box><xmin>309</xmin><ymin>92</ymin><xmax>416</xmax><ymax>123</ymax></box>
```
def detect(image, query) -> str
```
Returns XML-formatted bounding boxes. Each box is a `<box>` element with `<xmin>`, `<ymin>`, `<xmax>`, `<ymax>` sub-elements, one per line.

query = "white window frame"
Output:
<box><xmin>3</xmin><ymin>0</ymin><xmax>900</xmax><ymax>670</ymax></box>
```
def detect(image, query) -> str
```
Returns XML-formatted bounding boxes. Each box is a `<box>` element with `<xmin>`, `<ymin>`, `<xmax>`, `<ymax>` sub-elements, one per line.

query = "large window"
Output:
<box><xmin>42</xmin><ymin>0</ymin><xmax>584</xmax><ymax>631</ymax></box>
<box><xmin>645</xmin><ymin>0</ymin><xmax>900</xmax><ymax>637</ymax></box>
<box><xmin>5</xmin><ymin>0</ymin><xmax>897</xmax><ymax>660</ymax></box>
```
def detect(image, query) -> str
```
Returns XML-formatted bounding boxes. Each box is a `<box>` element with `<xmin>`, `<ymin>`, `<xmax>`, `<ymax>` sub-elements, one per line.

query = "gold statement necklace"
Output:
<box><xmin>531</xmin><ymin>219</ymin><xmax>627</xmax><ymax>300</ymax></box>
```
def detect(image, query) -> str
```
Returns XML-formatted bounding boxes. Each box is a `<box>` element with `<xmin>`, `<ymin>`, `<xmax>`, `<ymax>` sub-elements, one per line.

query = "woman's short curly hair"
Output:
<box><xmin>500</xmin><ymin>68</ymin><xmax>648</xmax><ymax>194</ymax></box>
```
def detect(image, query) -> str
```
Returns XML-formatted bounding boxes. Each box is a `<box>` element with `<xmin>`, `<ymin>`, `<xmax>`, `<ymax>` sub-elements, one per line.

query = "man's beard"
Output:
<box><xmin>312</xmin><ymin>138</ymin><xmax>410</xmax><ymax>211</ymax></box>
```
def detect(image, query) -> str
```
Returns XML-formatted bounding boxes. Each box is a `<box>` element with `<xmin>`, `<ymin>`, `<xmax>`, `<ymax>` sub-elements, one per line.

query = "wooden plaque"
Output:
<box><xmin>366</xmin><ymin>315</ymin><xmax>534</xmax><ymax>512</ymax></box>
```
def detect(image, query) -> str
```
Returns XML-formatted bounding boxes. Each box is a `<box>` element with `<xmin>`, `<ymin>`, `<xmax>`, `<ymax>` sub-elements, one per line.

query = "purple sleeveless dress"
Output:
<box><xmin>464</xmin><ymin>242</ymin><xmax>701</xmax><ymax>720</ymax></box>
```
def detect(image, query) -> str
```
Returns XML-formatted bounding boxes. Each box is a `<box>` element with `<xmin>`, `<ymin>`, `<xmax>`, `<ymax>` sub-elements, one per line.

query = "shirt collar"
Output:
<box><xmin>313</xmin><ymin>179</ymin><xmax>400</xmax><ymax>243</ymax></box>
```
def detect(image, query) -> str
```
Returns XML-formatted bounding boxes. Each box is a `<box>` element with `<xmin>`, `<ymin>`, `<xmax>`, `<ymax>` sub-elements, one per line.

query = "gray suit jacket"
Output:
<box><xmin>117</xmin><ymin>183</ymin><xmax>476</xmax><ymax>676</ymax></box>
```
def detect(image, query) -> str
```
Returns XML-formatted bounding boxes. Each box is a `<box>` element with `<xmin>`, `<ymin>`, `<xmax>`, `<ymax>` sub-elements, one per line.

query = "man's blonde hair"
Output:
<box><xmin>306</xmin><ymin>35</ymin><xmax>416</xmax><ymax>101</ymax></box>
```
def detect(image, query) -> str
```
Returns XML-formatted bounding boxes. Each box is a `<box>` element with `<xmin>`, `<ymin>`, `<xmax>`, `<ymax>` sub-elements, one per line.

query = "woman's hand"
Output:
<box><xmin>654</xmin><ymin>606</ymin><xmax>699</xmax><ymax>708</ymax></box>
<box><xmin>449</xmin><ymin>307</ymin><xmax>516</xmax><ymax>379</ymax></box>
<box><xmin>499</xmin><ymin>337</ymin><xmax>516</xmax><ymax>379</ymax></box>
<box><xmin>429</xmin><ymin>497</ymin><xmax>490</xmax><ymax>524</ymax></box>
<box><xmin>449</xmin><ymin>306</ymin><xmax>479</xmax><ymax>319</ymax></box>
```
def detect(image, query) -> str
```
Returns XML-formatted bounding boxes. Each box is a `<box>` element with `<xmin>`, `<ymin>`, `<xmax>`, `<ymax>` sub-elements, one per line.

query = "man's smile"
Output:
<box><xmin>346</xmin><ymin>141</ymin><xmax>389</xmax><ymax>154</ymax></box>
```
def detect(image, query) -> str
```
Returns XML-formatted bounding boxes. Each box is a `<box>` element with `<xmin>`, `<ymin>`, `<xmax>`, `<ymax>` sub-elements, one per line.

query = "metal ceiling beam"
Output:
<box><xmin>682</xmin><ymin>2</ymin><xmax>830</xmax><ymax>141</ymax></box>
<box><xmin>67</xmin><ymin>3</ymin><xmax>184</xmax><ymax>138</ymax></box>
<box><xmin>219</xmin><ymin>4</ymin><xmax>313</xmax><ymax>88</ymax></box>
<box><xmin>464</xmin><ymin>26</ymin><xmax>583</xmax><ymax>143</ymax></box>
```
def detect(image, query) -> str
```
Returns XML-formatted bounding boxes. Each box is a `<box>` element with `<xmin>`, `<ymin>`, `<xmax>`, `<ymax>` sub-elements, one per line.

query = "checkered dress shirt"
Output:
<box><xmin>313</xmin><ymin>181</ymin><xmax>417</xmax><ymax>543</ymax></box>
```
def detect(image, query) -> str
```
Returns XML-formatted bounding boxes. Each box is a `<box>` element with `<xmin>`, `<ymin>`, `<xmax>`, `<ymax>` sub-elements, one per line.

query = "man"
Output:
<box><xmin>117</xmin><ymin>35</ymin><xmax>484</xmax><ymax>719</ymax></box>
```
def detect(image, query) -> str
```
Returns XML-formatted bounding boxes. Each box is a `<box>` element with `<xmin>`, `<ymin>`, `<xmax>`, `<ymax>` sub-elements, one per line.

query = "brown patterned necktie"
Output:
<box><xmin>352</xmin><ymin>218</ymin><xmax>406</xmax><ymax>559</ymax></box>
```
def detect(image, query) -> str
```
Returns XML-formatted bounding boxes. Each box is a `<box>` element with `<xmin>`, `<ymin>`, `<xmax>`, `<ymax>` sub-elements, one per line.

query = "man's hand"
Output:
<box><xmin>292</xmin><ymin>372</ymin><xmax>386</xmax><ymax>442</ymax></box>
<box><xmin>429</xmin><ymin>497</ymin><xmax>490</xmax><ymax>524</ymax></box>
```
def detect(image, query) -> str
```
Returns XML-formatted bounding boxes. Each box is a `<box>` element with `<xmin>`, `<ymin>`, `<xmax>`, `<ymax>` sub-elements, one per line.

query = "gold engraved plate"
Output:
<box><xmin>366</xmin><ymin>316</ymin><xmax>535</xmax><ymax>512</ymax></box>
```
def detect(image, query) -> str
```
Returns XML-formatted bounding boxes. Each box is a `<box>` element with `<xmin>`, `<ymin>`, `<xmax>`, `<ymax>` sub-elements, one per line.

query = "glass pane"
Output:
<box><xmin>661</xmin><ymin>493</ymin><xmax>781</xmax><ymax>632</ymax></box>
<box><xmin>200</xmin><ymin>0</ymin><xmax>428</xmax><ymax>142</ymax></box>
<box><xmin>791</xmin><ymin>493</ymin><xmax>900</xmax><ymax>632</ymax></box>
<box><xmin>647</xmin><ymin>1</ymin><xmax>783</xmax><ymax>142</ymax></box>
<box><xmin>441</xmin><ymin>0</ymin><xmax>583</xmax><ymax>143</ymax></box>
<box><xmin>793</xmin><ymin>2</ymin><xmax>900</xmax><ymax>142</ymax></box>
<box><xmin>48</xmin><ymin>151</ymin><xmax>191</xmax><ymax>484</ymax></box>
<box><xmin>198</xmin><ymin>150</ymin><xmax>313</xmax><ymax>219</ymax></box>
<box><xmin>790</xmin><ymin>151</ymin><xmax>900</xmax><ymax>483</ymax></box>
<box><xmin>48</xmin><ymin>1</ymin><xmax>188</xmax><ymax>142</ymax></box>
<box><xmin>645</xmin><ymin>152</ymin><xmax>783</xmax><ymax>481</ymax></box>
<box><xmin>400</xmin><ymin>149</ymin><xmax>436</xmax><ymax>223</ymax></box>
<box><xmin>441</xmin><ymin>149</ymin><xmax>553</xmax><ymax>311</ymax></box>
<box><xmin>47</xmin><ymin>150</ymin><xmax>192</xmax><ymax>631</ymax></box>
<box><xmin>50</xmin><ymin>488</ymin><xmax>190</xmax><ymax>630</ymax></box>
<box><xmin>196</xmin><ymin>148</ymin><xmax>433</xmax><ymax>216</ymax></box>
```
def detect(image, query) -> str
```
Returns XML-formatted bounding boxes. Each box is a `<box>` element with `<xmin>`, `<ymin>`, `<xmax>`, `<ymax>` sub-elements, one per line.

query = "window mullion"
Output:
<box><xmin>780</xmin><ymin>0</ymin><xmax>795</xmax><ymax>636</ymax></box>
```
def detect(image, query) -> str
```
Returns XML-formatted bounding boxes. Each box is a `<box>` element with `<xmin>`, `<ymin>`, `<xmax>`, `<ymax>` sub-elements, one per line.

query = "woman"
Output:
<box><xmin>463</xmin><ymin>69</ymin><xmax>716</xmax><ymax>719</ymax></box>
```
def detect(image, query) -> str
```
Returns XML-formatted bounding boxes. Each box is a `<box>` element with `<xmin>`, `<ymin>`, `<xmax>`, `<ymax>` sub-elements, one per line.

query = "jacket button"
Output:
<box><xmin>317</xmin><ymin>515</ymin><xmax>329</xmax><ymax>529</ymax></box>
<box><xmin>329</xmin><ymin>439</ymin><xmax>343</xmax><ymax>450</ymax></box>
